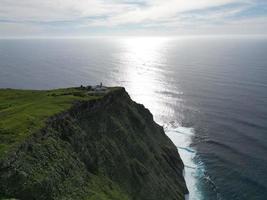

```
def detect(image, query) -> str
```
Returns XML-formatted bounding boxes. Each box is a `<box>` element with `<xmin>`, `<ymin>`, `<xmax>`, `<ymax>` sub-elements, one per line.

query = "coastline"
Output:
<box><xmin>164</xmin><ymin>123</ymin><xmax>203</xmax><ymax>200</ymax></box>
<box><xmin>0</xmin><ymin>87</ymin><xmax>188</xmax><ymax>200</ymax></box>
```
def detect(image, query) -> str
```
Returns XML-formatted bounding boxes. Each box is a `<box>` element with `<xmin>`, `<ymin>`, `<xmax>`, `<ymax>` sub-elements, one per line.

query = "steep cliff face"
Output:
<box><xmin>0</xmin><ymin>88</ymin><xmax>188</xmax><ymax>200</ymax></box>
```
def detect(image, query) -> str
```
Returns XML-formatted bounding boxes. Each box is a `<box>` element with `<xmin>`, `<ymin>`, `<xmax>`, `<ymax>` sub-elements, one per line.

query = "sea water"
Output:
<box><xmin>0</xmin><ymin>36</ymin><xmax>267</xmax><ymax>200</ymax></box>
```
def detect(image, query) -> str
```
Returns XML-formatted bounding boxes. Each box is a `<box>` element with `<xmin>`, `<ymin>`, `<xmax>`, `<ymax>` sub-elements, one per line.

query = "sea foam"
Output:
<box><xmin>164</xmin><ymin>122</ymin><xmax>204</xmax><ymax>200</ymax></box>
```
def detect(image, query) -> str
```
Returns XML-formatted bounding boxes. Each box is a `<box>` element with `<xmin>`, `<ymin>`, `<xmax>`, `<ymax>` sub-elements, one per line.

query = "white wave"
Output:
<box><xmin>164</xmin><ymin>122</ymin><xmax>204</xmax><ymax>200</ymax></box>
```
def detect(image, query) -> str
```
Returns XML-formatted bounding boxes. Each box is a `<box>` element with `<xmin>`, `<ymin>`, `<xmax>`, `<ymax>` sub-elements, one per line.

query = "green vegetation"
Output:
<box><xmin>0</xmin><ymin>87</ymin><xmax>104</xmax><ymax>158</ymax></box>
<box><xmin>86</xmin><ymin>175</ymin><xmax>129</xmax><ymax>200</ymax></box>
<box><xmin>0</xmin><ymin>86</ymin><xmax>187</xmax><ymax>200</ymax></box>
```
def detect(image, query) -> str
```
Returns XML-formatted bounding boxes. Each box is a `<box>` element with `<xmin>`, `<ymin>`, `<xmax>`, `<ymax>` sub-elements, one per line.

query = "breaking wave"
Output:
<box><xmin>164</xmin><ymin>121</ymin><xmax>204</xmax><ymax>200</ymax></box>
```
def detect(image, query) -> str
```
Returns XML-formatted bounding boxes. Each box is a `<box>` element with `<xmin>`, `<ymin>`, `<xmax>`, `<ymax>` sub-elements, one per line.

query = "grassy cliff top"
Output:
<box><xmin>0</xmin><ymin>86</ymin><xmax>116</xmax><ymax>158</ymax></box>
<box><xmin>0</xmin><ymin>86</ymin><xmax>188</xmax><ymax>200</ymax></box>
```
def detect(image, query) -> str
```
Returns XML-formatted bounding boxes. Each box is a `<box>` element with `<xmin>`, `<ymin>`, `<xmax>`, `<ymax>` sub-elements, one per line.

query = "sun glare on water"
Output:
<box><xmin>117</xmin><ymin>37</ymin><xmax>174</xmax><ymax>122</ymax></box>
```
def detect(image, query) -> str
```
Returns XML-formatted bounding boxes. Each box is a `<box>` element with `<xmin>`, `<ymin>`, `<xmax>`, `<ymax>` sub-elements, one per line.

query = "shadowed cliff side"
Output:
<box><xmin>0</xmin><ymin>87</ymin><xmax>188</xmax><ymax>200</ymax></box>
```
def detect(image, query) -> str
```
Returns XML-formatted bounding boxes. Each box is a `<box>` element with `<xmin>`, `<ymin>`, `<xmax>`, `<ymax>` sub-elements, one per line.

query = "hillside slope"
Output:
<box><xmin>0</xmin><ymin>87</ymin><xmax>188</xmax><ymax>200</ymax></box>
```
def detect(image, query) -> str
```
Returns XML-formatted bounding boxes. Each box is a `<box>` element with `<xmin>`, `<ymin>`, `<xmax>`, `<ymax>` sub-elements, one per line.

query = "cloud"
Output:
<box><xmin>88</xmin><ymin>0</ymin><xmax>249</xmax><ymax>26</ymax></box>
<box><xmin>0</xmin><ymin>0</ymin><xmax>266</xmax><ymax>36</ymax></box>
<box><xmin>0</xmin><ymin>0</ymin><xmax>244</xmax><ymax>22</ymax></box>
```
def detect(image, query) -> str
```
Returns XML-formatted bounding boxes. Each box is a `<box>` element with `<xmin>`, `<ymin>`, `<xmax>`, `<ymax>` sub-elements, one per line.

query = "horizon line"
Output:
<box><xmin>0</xmin><ymin>34</ymin><xmax>267</xmax><ymax>40</ymax></box>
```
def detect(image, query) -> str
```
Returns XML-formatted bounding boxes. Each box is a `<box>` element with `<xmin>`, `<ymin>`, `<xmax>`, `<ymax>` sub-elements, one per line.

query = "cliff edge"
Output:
<box><xmin>0</xmin><ymin>87</ymin><xmax>188</xmax><ymax>200</ymax></box>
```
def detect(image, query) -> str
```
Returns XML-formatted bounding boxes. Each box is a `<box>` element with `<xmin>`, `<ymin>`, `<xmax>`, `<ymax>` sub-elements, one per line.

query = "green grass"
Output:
<box><xmin>0</xmin><ymin>87</ymin><xmax>108</xmax><ymax>158</ymax></box>
<box><xmin>86</xmin><ymin>175</ymin><xmax>129</xmax><ymax>200</ymax></box>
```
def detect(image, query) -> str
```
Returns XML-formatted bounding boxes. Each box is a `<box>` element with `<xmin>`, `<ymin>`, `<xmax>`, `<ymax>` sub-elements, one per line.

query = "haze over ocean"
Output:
<box><xmin>0</xmin><ymin>36</ymin><xmax>267</xmax><ymax>199</ymax></box>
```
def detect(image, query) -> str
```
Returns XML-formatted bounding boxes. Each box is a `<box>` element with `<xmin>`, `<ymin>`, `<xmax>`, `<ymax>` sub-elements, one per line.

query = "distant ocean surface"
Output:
<box><xmin>0</xmin><ymin>37</ymin><xmax>267</xmax><ymax>200</ymax></box>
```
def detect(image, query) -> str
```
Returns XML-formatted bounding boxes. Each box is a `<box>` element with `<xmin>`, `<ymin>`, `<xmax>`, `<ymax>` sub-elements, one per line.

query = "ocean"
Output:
<box><xmin>0</xmin><ymin>36</ymin><xmax>267</xmax><ymax>200</ymax></box>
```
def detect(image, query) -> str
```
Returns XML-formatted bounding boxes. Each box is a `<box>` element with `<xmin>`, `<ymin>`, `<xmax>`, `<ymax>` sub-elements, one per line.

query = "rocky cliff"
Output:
<box><xmin>0</xmin><ymin>87</ymin><xmax>188</xmax><ymax>200</ymax></box>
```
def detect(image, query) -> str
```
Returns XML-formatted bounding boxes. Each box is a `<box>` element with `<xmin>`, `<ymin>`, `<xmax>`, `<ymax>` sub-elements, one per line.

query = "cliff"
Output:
<box><xmin>0</xmin><ymin>87</ymin><xmax>188</xmax><ymax>200</ymax></box>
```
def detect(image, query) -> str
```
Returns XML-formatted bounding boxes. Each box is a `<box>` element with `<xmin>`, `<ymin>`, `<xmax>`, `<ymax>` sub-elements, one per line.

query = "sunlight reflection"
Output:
<box><xmin>118</xmin><ymin>37</ymin><xmax>174</xmax><ymax>122</ymax></box>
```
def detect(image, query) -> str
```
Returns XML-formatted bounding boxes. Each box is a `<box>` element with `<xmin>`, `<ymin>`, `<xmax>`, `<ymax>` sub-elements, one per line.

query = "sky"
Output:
<box><xmin>0</xmin><ymin>0</ymin><xmax>267</xmax><ymax>37</ymax></box>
